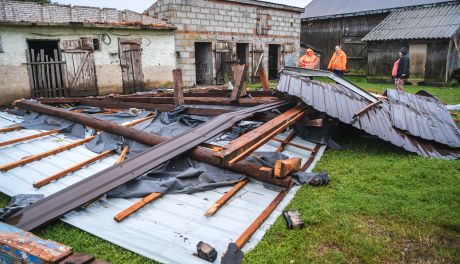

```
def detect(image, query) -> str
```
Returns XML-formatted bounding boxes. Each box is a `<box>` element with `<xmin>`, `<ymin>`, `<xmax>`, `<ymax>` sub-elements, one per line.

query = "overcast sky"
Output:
<box><xmin>55</xmin><ymin>0</ymin><xmax>311</xmax><ymax>13</ymax></box>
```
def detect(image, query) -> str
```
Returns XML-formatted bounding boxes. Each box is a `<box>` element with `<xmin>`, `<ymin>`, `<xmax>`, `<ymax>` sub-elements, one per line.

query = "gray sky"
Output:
<box><xmin>55</xmin><ymin>0</ymin><xmax>311</xmax><ymax>13</ymax></box>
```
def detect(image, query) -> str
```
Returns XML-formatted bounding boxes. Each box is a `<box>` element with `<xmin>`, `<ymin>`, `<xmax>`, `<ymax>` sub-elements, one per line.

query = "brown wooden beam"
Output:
<box><xmin>114</xmin><ymin>192</ymin><xmax>163</xmax><ymax>222</ymax></box>
<box><xmin>231</xmin><ymin>64</ymin><xmax>247</xmax><ymax>102</ymax></box>
<box><xmin>173</xmin><ymin>69</ymin><xmax>184</xmax><ymax>106</ymax></box>
<box><xmin>0</xmin><ymin>129</ymin><xmax>60</xmax><ymax>148</ymax></box>
<box><xmin>215</xmin><ymin>104</ymin><xmax>308</xmax><ymax>166</ymax></box>
<box><xmin>117</xmin><ymin>96</ymin><xmax>279</xmax><ymax>107</ymax></box>
<box><xmin>33</xmin><ymin>149</ymin><xmax>114</xmax><ymax>188</ymax></box>
<box><xmin>274</xmin><ymin>158</ymin><xmax>301</xmax><ymax>178</ymax></box>
<box><xmin>204</xmin><ymin>178</ymin><xmax>250</xmax><ymax>217</ymax></box>
<box><xmin>116</xmin><ymin>146</ymin><xmax>129</xmax><ymax>164</ymax></box>
<box><xmin>275</xmin><ymin>130</ymin><xmax>295</xmax><ymax>152</ymax></box>
<box><xmin>14</xmin><ymin>100</ymin><xmax>290</xmax><ymax>187</ymax></box>
<box><xmin>0</xmin><ymin>125</ymin><xmax>23</xmax><ymax>133</ymax></box>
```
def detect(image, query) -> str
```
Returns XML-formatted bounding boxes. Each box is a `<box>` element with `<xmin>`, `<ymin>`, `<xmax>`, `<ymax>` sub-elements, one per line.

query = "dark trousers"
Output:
<box><xmin>333</xmin><ymin>70</ymin><xmax>343</xmax><ymax>78</ymax></box>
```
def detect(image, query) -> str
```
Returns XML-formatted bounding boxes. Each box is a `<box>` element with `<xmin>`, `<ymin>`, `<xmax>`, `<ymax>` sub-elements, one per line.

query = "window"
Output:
<box><xmin>92</xmin><ymin>38</ymin><xmax>100</xmax><ymax>51</ymax></box>
<box><xmin>256</xmin><ymin>14</ymin><xmax>269</xmax><ymax>35</ymax></box>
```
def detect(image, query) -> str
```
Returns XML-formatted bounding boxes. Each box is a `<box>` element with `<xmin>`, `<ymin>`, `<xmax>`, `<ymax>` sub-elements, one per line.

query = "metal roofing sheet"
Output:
<box><xmin>362</xmin><ymin>3</ymin><xmax>460</xmax><ymax>41</ymax></box>
<box><xmin>386</xmin><ymin>89</ymin><xmax>460</xmax><ymax>148</ymax></box>
<box><xmin>0</xmin><ymin>111</ymin><xmax>326</xmax><ymax>263</ymax></box>
<box><xmin>277</xmin><ymin>72</ymin><xmax>460</xmax><ymax>159</ymax></box>
<box><xmin>301</xmin><ymin>0</ymin><xmax>454</xmax><ymax>19</ymax></box>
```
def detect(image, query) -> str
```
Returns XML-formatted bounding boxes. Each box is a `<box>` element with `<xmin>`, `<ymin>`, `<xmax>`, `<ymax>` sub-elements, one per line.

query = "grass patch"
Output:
<box><xmin>244</xmin><ymin>136</ymin><xmax>460</xmax><ymax>263</ymax></box>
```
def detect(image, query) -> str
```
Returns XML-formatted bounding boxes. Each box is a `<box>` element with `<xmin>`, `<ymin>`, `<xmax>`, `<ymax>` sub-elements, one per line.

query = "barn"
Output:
<box><xmin>363</xmin><ymin>3</ymin><xmax>460</xmax><ymax>84</ymax></box>
<box><xmin>0</xmin><ymin>0</ymin><xmax>176</xmax><ymax>105</ymax></box>
<box><xmin>301</xmin><ymin>0</ymin><xmax>455</xmax><ymax>77</ymax></box>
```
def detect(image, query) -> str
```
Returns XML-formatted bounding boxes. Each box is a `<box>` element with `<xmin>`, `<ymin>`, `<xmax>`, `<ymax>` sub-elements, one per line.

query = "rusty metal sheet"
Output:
<box><xmin>5</xmin><ymin>101</ymin><xmax>288</xmax><ymax>231</ymax></box>
<box><xmin>386</xmin><ymin>89</ymin><xmax>460</xmax><ymax>148</ymax></box>
<box><xmin>277</xmin><ymin>70</ymin><xmax>460</xmax><ymax>159</ymax></box>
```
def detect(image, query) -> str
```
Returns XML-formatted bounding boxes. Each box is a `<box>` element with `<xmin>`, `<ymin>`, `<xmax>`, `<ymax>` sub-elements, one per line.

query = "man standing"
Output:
<box><xmin>327</xmin><ymin>45</ymin><xmax>347</xmax><ymax>77</ymax></box>
<box><xmin>298</xmin><ymin>48</ymin><xmax>319</xmax><ymax>69</ymax></box>
<box><xmin>392</xmin><ymin>47</ymin><xmax>410</xmax><ymax>92</ymax></box>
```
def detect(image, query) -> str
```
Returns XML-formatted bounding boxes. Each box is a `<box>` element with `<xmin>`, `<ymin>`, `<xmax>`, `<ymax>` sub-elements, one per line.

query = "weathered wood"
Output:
<box><xmin>204</xmin><ymin>178</ymin><xmax>249</xmax><ymax>217</ymax></box>
<box><xmin>231</xmin><ymin>64</ymin><xmax>246</xmax><ymax>101</ymax></box>
<box><xmin>15</xmin><ymin>100</ymin><xmax>289</xmax><ymax>187</ymax></box>
<box><xmin>114</xmin><ymin>192</ymin><xmax>163</xmax><ymax>222</ymax></box>
<box><xmin>255</xmin><ymin>54</ymin><xmax>270</xmax><ymax>91</ymax></box>
<box><xmin>33</xmin><ymin>150</ymin><xmax>114</xmax><ymax>188</ymax></box>
<box><xmin>70</xmin><ymin>51</ymin><xmax>89</xmax><ymax>89</ymax></box>
<box><xmin>0</xmin><ymin>129</ymin><xmax>60</xmax><ymax>148</ymax></box>
<box><xmin>172</xmin><ymin>69</ymin><xmax>184</xmax><ymax>106</ymax></box>
<box><xmin>274</xmin><ymin>158</ymin><xmax>301</xmax><ymax>178</ymax></box>
<box><xmin>353</xmin><ymin>99</ymin><xmax>383</xmax><ymax>119</ymax></box>
<box><xmin>276</xmin><ymin>130</ymin><xmax>295</xmax><ymax>152</ymax></box>
<box><xmin>216</xmin><ymin>104</ymin><xmax>308</xmax><ymax>166</ymax></box>
<box><xmin>272</xmin><ymin>137</ymin><xmax>315</xmax><ymax>152</ymax></box>
<box><xmin>118</xmin><ymin>96</ymin><xmax>279</xmax><ymax>107</ymax></box>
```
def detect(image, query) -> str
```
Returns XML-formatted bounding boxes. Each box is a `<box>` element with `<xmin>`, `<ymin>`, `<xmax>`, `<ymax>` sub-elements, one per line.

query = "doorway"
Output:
<box><xmin>236</xmin><ymin>43</ymin><xmax>249</xmax><ymax>81</ymax></box>
<box><xmin>409</xmin><ymin>44</ymin><xmax>427</xmax><ymax>80</ymax></box>
<box><xmin>195</xmin><ymin>42</ymin><xmax>213</xmax><ymax>85</ymax></box>
<box><xmin>268</xmin><ymin>44</ymin><xmax>280</xmax><ymax>80</ymax></box>
<box><xmin>26</xmin><ymin>40</ymin><xmax>66</xmax><ymax>97</ymax></box>
<box><xmin>119</xmin><ymin>38</ymin><xmax>145</xmax><ymax>94</ymax></box>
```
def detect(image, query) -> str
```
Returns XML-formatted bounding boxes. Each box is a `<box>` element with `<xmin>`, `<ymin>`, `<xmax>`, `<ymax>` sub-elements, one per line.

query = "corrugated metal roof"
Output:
<box><xmin>301</xmin><ymin>0</ymin><xmax>455</xmax><ymax>20</ymax></box>
<box><xmin>0</xmin><ymin>111</ymin><xmax>326</xmax><ymax>264</ymax></box>
<box><xmin>277</xmin><ymin>71</ymin><xmax>460</xmax><ymax>159</ymax></box>
<box><xmin>386</xmin><ymin>89</ymin><xmax>460</xmax><ymax>148</ymax></box>
<box><xmin>362</xmin><ymin>3</ymin><xmax>460</xmax><ymax>41</ymax></box>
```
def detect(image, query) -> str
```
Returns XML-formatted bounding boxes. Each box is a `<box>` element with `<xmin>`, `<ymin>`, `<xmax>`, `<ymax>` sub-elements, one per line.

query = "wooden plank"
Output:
<box><xmin>25</xmin><ymin>49</ymin><xmax>35</xmax><ymax>97</ymax></box>
<box><xmin>0</xmin><ymin>125</ymin><xmax>23</xmax><ymax>133</ymax></box>
<box><xmin>300</xmin><ymin>144</ymin><xmax>321</xmax><ymax>171</ymax></box>
<box><xmin>45</xmin><ymin>55</ymin><xmax>51</xmax><ymax>97</ymax></box>
<box><xmin>274</xmin><ymin>158</ymin><xmax>301</xmax><ymax>178</ymax></box>
<box><xmin>0</xmin><ymin>129</ymin><xmax>60</xmax><ymax>148</ymax></box>
<box><xmin>114</xmin><ymin>192</ymin><xmax>163</xmax><ymax>222</ymax></box>
<box><xmin>204</xmin><ymin>178</ymin><xmax>249</xmax><ymax>217</ymax></box>
<box><xmin>275</xmin><ymin>130</ymin><xmax>295</xmax><ymax>152</ymax></box>
<box><xmin>33</xmin><ymin>149</ymin><xmax>114</xmax><ymax>188</ymax></box>
<box><xmin>352</xmin><ymin>99</ymin><xmax>382</xmax><ymax>119</ymax></box>
<box><xmin>230</xmin><ymin>64</ymin><xmax>246</xmax><ymax>102</ymax></box>
<box><xmin>0</xmin><ymin>136</ymin><xmax>96</xmax><ymax>172</ymax></box>
<box><xmin>172</xmin><ymin>69</ymin><xmax>184</xmax><ymax>106</ymax></box>
<box><xmin>53</xmin><ymin>49</ymin><xmax>64</xmax><ymax>97</ymax></box>
<box><xmin>272</xmin><ymin>137</ymin><xmax>315</xmax><ymax>152</ymax></box>
<box><xmin>215</xmin><ymin>105</ymin><xmax>308</xmax><ymax>166</ymax></box>
<box><xmin>70</xmin><ymin>51</ymin><xmax>89</xmax><ymax>89</ymax></box>
<box><xmin>39</xmin><ymin>49</ymin><xmax>46</xmax><ymax>98</ymax></box>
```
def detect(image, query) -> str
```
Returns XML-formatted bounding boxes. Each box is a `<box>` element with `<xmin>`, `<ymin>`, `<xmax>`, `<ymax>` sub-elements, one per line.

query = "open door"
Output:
<box><xmin>195</xmin><ymin>42</ymin><xmax>214</xmax><ymax>85</ymax></box>
<box><xmin>119</xmin><ymin>38</ymin><xmax>145</xmax><ymax>94</ymax></box>
<box><xmin>62</xmin><ymin>39</ymin><xmax>98</xmax><ymax>96</ymax></box>
<box><xmin>268</xmin><ymin>44</ymin><xmax>280</xmax><ymax>80</ymax></box>
<box><xmin>409</xmin><ymin>44</ymin><xmax>427</xmax><ymax>80</ymax></box>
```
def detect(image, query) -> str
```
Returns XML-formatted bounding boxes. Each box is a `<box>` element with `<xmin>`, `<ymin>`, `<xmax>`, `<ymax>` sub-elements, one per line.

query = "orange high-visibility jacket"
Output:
<box><xmin>328</xmin><ymin>50</ymin><xmax>347</xmax><ymax>71</ymax></box>
<box><xmin>299</xmin><ymin>49</ymin><xmax>319</xmax><ymax>69</ymax></box>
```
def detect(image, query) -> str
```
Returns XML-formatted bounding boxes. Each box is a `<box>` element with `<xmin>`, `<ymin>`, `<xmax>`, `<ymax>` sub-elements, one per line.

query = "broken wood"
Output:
<box><xmin>0</xmin><ymin>125</ymin><xmax>23</xmax><ymax>133</ymax></box>
<box><xmin>117</xmin><ymin>96</ymin><xmax>278</xmax><ymax>107</ymax></box>
<box><xmin>271</xmin><ymin>137</ymin><xmax>315</xmax><ymax>152</ymax></box>
<box><xmin>274</xmin><ymin>158</ymin><xmax>301</xmax><ymax>178</ymax></box>
<box><xmin>116</xmin><ymin>146</ymin><xmax>129</xmax><ymax>164</ymax></box>
<box><xmin>172</xmin><ymin>69</ymin><xmax>184</xmax><ymax>106</ymax></box>
<box><xmin>33</xmin><ymin>149</ymin><xmax>114</xmax><ymax>188</ymax></box>
<box><xmin>204</xmin><ymin>178</ymin><xmax>250</xmax><ymax>217</ymax></box>
<box><xmin>14</xmin><ymin>100</ymin><xmax>290</xmax><ymax>187</ymax></box>
<box><xmin>114</xmin><ymin>192</ymin><xmax>163</xmax><ymax>222</ymax></box>
<box><xmin>216</xmin><ymin>104</ymin><xmax>308</xmax><ymax>166</ymax></box>
<box><xmin>353</xmin><ymin>99</ymin><xmax>383</xmax><ymax>119</ymax></box>
<box><xmin>255</xmin><ymin>54</ymin><xmax>270</xmax><ymax>91</ymax></box>
<box><xmin>0</xmin><ymin>136</ymin><xmax>96</xmax><ymax>172</ymax></box>
<box><xmin>231</xmin><ymin>64</ymin><xmax>247</xmax><ymax>102</ymax></box>
<box><xmin>0</xmin><ymin>129</ymin><xmax>60</xmax><ymax>148</ymax></box>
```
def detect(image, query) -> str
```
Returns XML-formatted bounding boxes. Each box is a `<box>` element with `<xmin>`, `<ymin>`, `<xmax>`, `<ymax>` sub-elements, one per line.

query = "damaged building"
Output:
<box><xmin>0</xmin><ymin>0</ymin><xmax>177</xmax><ymax>105</ymax></box>
<box><xmin>145</xmin><ymin>0</ymin><xmax>303</xmax><ymax>86</ymax></box>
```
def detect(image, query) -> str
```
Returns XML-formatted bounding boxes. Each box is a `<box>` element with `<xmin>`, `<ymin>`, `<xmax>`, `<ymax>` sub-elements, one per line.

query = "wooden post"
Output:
<box><xmin>115</xmin><ymin>146</ymin><xmax>129</xmax><ymax>164</ymax></box>
<box><xmin>255</xmin><ymin>54</ymin><xmax>269</xmax><ymax>91</ymax></box>
<box><xmin>172</xmin><ymin>69</ymin><xmax>184</xmax><ymax>106</ymax></box>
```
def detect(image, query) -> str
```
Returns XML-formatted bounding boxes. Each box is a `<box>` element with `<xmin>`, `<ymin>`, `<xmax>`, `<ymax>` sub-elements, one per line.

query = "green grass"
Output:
<box><xmin>0</xmin><ymin>79</ymin><xmax>459</xmax><ymax>263</ymax></box>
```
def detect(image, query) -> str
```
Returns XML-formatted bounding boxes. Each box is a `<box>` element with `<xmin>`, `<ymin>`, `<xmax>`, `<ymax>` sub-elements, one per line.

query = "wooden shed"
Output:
<box><xmin>301</xmin><ymin>0</ymin><xmax>456</xmax><ymax>75</ymax></box>
<box><xmin>362</xmin><ymin>3</ymin><xmax>460</xmax><ymax>84</ymax></box>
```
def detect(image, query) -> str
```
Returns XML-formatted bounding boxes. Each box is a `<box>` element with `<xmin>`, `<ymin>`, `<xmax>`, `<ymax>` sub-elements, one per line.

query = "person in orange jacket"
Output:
<box><xmin>298</xmin><ymin>48</ymin><xmax>319</xmax><ymax>69</ymax></box>
<box><xmin>327</xmin><ymin>45</ymin><xmax>347</xmax><ymax>77</ymax></box>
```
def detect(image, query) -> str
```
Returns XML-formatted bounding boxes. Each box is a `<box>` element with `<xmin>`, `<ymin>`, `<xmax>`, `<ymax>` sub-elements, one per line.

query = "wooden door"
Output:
<box><xmin>409</xmin><ymin>44</ymin><xmax>427</xmax><ymax>80</ymax></box>
<box><xmin>215</xmin><ymin>42</ymin><xmax>237</xmax><ymax>84</ymax></box>
<box><xmin>251</xmin><ymin>43</ymin><xmax>264</xmax><ymax>82</ymax></box>
<box><xmin>119</xmin><ymin>38</ymin><xmax>145</xmax><ymax>94</ymax></box>
<box><xmin>25</xmin><ymin>48</ymin><xmax>66</xmax><ymax>98</ymax></box>
<box><xmin>342</xmin><ymin>37</ymin><xmax>367</xmax><ymax>74</ymax></box>
<box><xmin>62</xmin><ymin>40</ymin><xmax>98</xmax><ymax>96</ymax></box>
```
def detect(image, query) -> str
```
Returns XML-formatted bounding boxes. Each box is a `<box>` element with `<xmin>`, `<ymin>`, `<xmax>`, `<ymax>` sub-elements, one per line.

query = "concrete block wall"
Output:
<box><xmin>146</xmin><ymin>0</ymin><xmax>302</xmax><ymax>86</ymax></box>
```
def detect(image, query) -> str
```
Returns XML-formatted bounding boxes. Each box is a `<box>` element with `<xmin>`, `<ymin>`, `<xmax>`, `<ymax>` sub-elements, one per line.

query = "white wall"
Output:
<box><xmin>0</xmin><ymin>25</ymin><xmax>176</xmax><ymax>104</ymax></box>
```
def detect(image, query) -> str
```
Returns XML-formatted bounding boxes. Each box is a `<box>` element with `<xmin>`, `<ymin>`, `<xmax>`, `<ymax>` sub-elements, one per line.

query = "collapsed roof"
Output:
<box><xmin>277</xmin><ymin>67</ymin><xmax>460</xmax><ymax>159</ymax></box>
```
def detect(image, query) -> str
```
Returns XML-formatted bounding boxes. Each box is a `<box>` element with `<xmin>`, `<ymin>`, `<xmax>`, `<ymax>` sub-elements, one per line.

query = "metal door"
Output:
<box><xmin>62</xmin><ymin>39</ymin><xmax>98</xmax><ymax>96</ymax></box>
<box><xmin>119</xmin><ymin>38</ymin><xmax>145</xmax><ymax>94</ymax></box>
